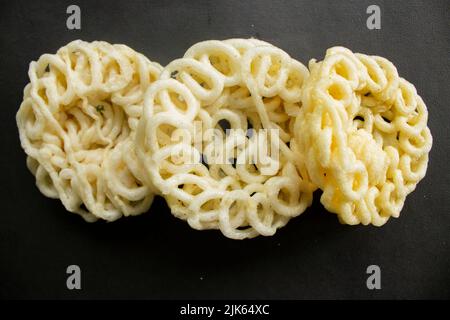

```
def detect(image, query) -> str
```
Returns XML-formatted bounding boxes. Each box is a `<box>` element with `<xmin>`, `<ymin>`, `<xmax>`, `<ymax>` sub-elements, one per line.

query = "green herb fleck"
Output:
<box><xmin>170</xmin><ymin>70</ymin><xmax>178</xmax><ymax>78</ymax></box>
<box><xmin>95</xmin><ymin>105</ymin><xmax>105</xmax><ymax>115</ymax></box>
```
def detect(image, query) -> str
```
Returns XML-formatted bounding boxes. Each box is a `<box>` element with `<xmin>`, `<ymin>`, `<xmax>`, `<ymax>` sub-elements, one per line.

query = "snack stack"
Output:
<box><xmin>16</xmin><ymin>40</ymin><xmax>432</xmax><ymax>239</ymax></box>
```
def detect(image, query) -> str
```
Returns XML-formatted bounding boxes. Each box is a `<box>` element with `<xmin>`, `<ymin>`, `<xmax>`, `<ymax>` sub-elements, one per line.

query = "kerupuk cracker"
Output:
<box><xmin>17</xmin><ymin>40</ymin><xmax>162</xmax><ymax>221</ymax></box>
<box><xmin>136</xmin><ymin>39</ymin><xmax>316</xmax><ymax>239</ymax></box>
<box><xmin>294</xmin><ymin>47</ymin><xmax>432</xmax><ymax>226</ymax></box>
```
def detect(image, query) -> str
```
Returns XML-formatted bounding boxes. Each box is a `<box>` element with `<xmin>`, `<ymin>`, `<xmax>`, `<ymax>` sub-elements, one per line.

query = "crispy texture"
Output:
<box><xmin>17</xmin><ymin>40</ymin><xmax>162</xmax><ymax>221</ymax></box>
<box><xmin>136</xmin><ymin>39</ymin><xmax>315</xmax><ymax>239</ymax></box>
<box><xmin>294</xmin><ymin>47</ymin><xmax>432</xmax><ymax>226</ymax></box>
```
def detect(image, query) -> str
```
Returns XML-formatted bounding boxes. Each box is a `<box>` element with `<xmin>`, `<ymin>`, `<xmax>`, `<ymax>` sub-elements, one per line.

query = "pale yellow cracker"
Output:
<box><xmin>294</xmin><ymin>47</ymin><xmax>432</xmax><ymax>225</ymax></box>
<box><xmin>136</xmin><ymin>39</ymin><xmax>316</xmax><ymax>239</ymax></box>
<box><xmin>17</xmin><ymin>40</ymin><xmax>162</xmax><ymax>221</ymax></box>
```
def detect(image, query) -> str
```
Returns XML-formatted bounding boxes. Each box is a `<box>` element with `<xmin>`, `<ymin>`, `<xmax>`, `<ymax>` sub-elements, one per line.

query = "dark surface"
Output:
<box><xmin>0</xmin><ymin>0</ymin><xmax>449</xmax><ymax>299</ymax></box>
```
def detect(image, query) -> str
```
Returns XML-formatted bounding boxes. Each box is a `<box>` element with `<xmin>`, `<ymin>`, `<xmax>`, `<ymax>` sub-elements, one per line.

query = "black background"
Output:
<box><xmin>0</xmin><ymin>0</ymin><xmax>449</xmax><ymax>299</ymax></box>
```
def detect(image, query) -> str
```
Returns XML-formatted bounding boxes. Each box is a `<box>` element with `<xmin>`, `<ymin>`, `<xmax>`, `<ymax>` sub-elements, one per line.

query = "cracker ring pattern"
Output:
<box><xmin>16</xmin><ymin>40</ymin><xmax>162</xmax><ymax>221</ymax></box>
<box><xmin>136</xmin><ymin>39</ymin><xmax>316</xmax><ymax>239</ymax></box>
<box><xmin>294</xmin><ymin>46</ymin><xmax>432</xmax><ymax>226</ymax></box>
